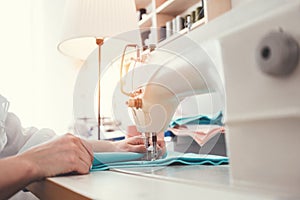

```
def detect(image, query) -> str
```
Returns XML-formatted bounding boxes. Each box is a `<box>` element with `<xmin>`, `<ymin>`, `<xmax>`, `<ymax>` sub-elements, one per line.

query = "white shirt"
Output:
<box><xmin>0</xmin><ymin>112</ymin><xmax>56</xmax><ymax>158</ymax></box>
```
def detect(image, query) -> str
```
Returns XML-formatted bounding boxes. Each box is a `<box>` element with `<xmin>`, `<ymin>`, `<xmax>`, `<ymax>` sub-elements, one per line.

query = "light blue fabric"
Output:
<box><xmin>169</xmin><ymin>112</ymin><xmax>223</xmax><ymax>128</ymax></box>
<box><xmin>91</xmin><ymin>151</ymin><xmax>229</xmax><ymax>171</ymax></box>
<box><xmin>92</xmin><ymin>152</ymin><xmax>145</xmax><ymax>164</ymax></box>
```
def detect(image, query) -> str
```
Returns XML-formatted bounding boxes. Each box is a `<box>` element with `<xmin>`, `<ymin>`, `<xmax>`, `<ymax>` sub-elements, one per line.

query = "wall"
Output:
<box><xmin>231</xmin><ymin>0</ymin><xmax>254</xmax><ymax>8</ymax></box>
<box><xmin>0</xmin><ymin>0</ymin><xmax>79</xmax><ymax>134</ymax></box>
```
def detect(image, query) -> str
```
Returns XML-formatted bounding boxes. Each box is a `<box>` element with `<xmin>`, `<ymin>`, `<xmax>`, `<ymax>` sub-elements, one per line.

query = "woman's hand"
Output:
<box><xmin>126</xmin><ymin>131</ymin><xmax>167</xmax><ymax>158</ymax></box>
<box><xmin>0</xmin><ymin>133</ymin><xmax>94</xmax><ymax>200</ymax></box>
<box><xmin>18</xmin><ymin>133</ymin><xmax>94</xmax><ymax>180</ymax></box>
<box><xmin>113</xmin><ymin>136</ymin><xmax>147</xmax><ymax>153</ymax></box>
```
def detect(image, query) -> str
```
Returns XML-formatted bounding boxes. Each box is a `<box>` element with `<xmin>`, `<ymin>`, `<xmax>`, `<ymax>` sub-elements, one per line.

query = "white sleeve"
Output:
<box><xmin>18</xmin><ymin>128</ymin><xmax>57</xmax><ymax>154</ymax></box>
<box><xmin>0</xmin><ymin>112</ymin><xmax>35</xmax><ymax>158</ymax></box>
<box><xmin>0</xmin><ymin>112</ymin><xmax>56</xmax><ymax>158</ymax></box>
<box><xmin>0</xmin><ymin>126</ymin><xmax>7</xmax><ymax>153</ymax></box>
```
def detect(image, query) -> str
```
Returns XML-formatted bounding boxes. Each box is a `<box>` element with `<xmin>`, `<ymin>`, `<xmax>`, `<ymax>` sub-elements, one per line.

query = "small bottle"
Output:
<box><xmin>175</xmin><ymin>15</ymin><xmax>184</xmax><ymax>32</ymax></box>
<box><xmin>185</xmin><ymin>14</ymin><xmax>192</xmax><ymax>30</ymax></box>
<box><xmin>139</xmin><ymin>8</ymin><xmax>146</xmax><ymax>20</ymax></box>
<box><xmin>195</xmin><ymin>6</ymin><xmax>204</xmax><ymax>21</ymax></box>
<box><xmin>166</xmin><ymin>21</ymin><xmax>173</xmax><ymax>38</ymax></box>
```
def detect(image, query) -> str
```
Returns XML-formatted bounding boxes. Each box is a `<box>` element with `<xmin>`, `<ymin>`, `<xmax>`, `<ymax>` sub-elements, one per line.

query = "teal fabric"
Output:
<box><xmin>169</xmin><ymin>112</ymin><xmax>223</xmax><ymax>128</ymax></box>
<box><xmin>91</xmin><ymin>151</ymin><xmax>229</xmax><ymax>171</ymax></box>
<box><xmin>92</xmin><ymin>152</ymin><xmax>145</xmax><ymax>164</ymax></box>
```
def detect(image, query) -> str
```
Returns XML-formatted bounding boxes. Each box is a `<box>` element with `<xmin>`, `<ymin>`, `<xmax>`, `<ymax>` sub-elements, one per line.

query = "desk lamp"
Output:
<box><xmin>57</xmin><ymin>0</ymin><xmax>138</xmax><ymax>140</ymax></box>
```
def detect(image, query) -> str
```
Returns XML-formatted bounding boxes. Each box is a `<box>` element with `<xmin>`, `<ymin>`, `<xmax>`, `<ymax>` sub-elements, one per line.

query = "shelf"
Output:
<box><xmin>158</xmin><ymin>18</ymin><xmax>205</xmax><ymax>47</ymax></box>
<box><xmin>156</xmin><ymin>0</ymin><xmax>201</xmax><ymax>16</ymax></box>
<box><xmin>136</xmin><ymin>0</ymin><xmax>231</xmax><ymax>45</ymax></box>
<box><xmin>179</xmin><ymin>17</ymin><xmax>205</xmax><ymax>34</ymax></box>
<box><xmin>138</xmin><ymin>13</ymin><xmax>153</xmax><ymax>28</ymax></box>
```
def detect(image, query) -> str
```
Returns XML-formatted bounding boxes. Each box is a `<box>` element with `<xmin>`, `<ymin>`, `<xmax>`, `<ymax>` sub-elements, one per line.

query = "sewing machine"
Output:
<box><xmin>124</xmin><ymin>38</ymin><xmax>224</xmax><ymax>159</ymax></box>
<box><xmin>125</xmin><ymin>0</ymin><xmax>300</xmax><ymax>194</ymax></box>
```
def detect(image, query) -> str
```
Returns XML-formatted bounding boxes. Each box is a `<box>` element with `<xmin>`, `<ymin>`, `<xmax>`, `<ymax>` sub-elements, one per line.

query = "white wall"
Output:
<box><xmin>0</xmin><ymin>0</ymin><xmax>79</xmax><ymax>134</ymax></box>
<box><xmin>231</xmin><ymin>0</ymin><xmax>254</xmax><ymax>8</ymax></box>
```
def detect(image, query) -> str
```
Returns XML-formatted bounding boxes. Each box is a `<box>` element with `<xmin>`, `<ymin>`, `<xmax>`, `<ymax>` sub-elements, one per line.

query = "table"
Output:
<box><xmin>27</xmin><ymin>165</ymin><xmax>295</xmax><ymax>200</ymax></box>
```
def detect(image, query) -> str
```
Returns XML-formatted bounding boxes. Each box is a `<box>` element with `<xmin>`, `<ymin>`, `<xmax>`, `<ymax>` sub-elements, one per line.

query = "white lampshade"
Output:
<box><xmin>58</xmin><ymin>0</ymin><xmax>138</xmax><ymax>60</ymax></box>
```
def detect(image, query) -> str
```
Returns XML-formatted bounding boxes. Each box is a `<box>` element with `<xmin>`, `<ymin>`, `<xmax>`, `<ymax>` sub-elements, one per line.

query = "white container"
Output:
<box><xmin>166</xmin><ymin>21</ymin><xmax>172</xmax><ymax>38</ymax></box>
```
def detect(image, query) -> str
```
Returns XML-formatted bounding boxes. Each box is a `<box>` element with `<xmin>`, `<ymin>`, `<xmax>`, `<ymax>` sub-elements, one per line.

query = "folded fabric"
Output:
<box><xmin>91</xmin><ymin>151</ymin><xmax>228</xmax><ymax>171</ymax></box>
<box><xmin>169</xmin><ymin>112</ymin><xmax>223</xmax><ymax>128</ymax></box>
<box><xmin>168</xmin><ymin>125</ymin><xmax>225</xmax><ymax>146</ymax></box>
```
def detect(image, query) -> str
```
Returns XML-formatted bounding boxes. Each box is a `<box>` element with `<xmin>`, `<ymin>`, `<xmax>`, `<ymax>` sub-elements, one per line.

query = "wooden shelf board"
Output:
<box><xmin>156</xmin><ymin>0</ymin><xmax>201</xmax><ymax>16</ymax></box>
<box><xmin>158</xmin><ymin>17</ymin><xmax>205</xmax><ymax>47</ymax></box>
<box><xmin>138</xmin><ymin>13</ymin><xmax>153</xmax><ymax>28</ymax></box>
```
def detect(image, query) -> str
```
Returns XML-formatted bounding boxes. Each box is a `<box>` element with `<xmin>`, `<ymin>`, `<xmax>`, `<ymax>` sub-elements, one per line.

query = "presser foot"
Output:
<box><xmin>142</xmin><ymin>132</ymin><xmax>160</xmax><ymax>161</ymax></box>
